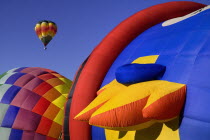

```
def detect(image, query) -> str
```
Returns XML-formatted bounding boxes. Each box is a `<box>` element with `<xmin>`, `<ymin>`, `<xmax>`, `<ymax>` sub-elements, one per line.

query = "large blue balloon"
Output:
<box><xmin>65</xmin><ymin>2</ymin><xmax>209</xmax><ymax>140</ymax></box>
<box><xmin>93</xmin><ymin>5</ymin><xmax>210</xmax><ymax>140</ymax></box>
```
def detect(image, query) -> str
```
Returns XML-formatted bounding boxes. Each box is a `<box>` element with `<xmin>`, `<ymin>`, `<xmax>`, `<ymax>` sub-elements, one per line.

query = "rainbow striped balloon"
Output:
<box><xmin>35</xmin><ymin>21</ymin><xmax>57</xmax><ymax>49</ymax></box>
<box><xmin>0</xmin><ymin>67</ymin><xmax>71</xmax><ymax>140</ymax></box>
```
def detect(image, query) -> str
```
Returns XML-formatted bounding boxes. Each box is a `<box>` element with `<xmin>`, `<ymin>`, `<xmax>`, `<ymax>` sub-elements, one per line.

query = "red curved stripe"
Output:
<box><xmin>68</xmin><ymin>2</ymin><xmax>205</xmax><ymax>140</ymax></box>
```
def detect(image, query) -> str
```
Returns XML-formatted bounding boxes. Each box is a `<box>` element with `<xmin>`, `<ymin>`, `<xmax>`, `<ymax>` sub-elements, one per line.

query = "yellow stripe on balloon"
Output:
<box><xmin>49</xmin><ymin>23</ymin><xmax>57</xmax><ymax>37</ymax></box>
<box><xmin>132</xmin><ymin>55</ymin><xmax>159</xmax><ymax>64</ymax></box>
<box><xmin>59</xmin><ymin>78</ymin><xmax>72</xmax><ymax>87</ymax></box>
<box><xmin>35</xmin><ymin>24</ymin><xmax>42</xmax><ymax>39</ymax></box>
<box><xmin>48</xmin><ymin>23</ymin><xmax>54</xmax><ymax>36</ymax></box>
<box><xmin>52</xmin><ymin>95</ymin><xmax>67</xmax><ymax>109</ymax></box>
<box><xmin>35</xmin><ymin>23</ymin><xmax>40</xmax><ymax>30</ymax></box>
<box><xmin>54</xmin><ymin>84</ymin><xmax>70</xmax><ymax>95</ymax></box>
<box><xmin>53</xmin><ymin>109</ymin><xmax>64</xmax><ymax>125</ymax></box>
<box><xmin>35</xmin><ymin>24</ymin><xmax>40</xmax><ymax>31</ymax></box>
<box><xmin>63</xmin><ymin>93</ymin><xmax>68</xmax><ymax>98</ymax></box>
<box><xmin>41</xmin><ymin>22</ymin><xmax>49</xmax><ymax>37</ymax></box>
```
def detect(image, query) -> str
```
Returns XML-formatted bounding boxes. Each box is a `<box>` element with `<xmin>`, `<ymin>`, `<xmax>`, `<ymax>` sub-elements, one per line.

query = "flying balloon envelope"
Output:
<box><xmin>35</xmin><ymin>20</ymin><xmax>57</xmax><ymax>50</ymax></box>
<box><xmin>0</xmin><ymin>67</ymin><xmax>72</xmax><ymax>140</ymax></box>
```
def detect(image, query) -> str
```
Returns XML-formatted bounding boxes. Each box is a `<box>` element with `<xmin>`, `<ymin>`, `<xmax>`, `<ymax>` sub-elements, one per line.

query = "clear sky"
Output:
<box><xmin>0</xmin><ymin>0</ymin><xmax>209</xmax><ymax>80</ymax></box>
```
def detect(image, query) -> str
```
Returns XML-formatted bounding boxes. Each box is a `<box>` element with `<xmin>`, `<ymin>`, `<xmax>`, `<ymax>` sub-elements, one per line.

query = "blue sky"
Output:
<box><xmin>0</xmin><ymin>0</ymin><xmax>210</xmax><ymax>80</ymax></box>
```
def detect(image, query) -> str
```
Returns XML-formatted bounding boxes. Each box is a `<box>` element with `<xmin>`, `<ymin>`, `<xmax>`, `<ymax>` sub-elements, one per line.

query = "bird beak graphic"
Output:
<box><xmin>75</xmin><ymin>80</ymin><xmax>186</xmax><ymax>131</ymax></box>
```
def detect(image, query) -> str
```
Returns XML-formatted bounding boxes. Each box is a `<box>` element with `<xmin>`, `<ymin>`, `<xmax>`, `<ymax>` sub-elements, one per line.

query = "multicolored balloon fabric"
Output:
<box><xmin>35</xmin><ymin>20</ymin><xmax>57</xmax><ymax>49</ymax></box>
<box><xmin>0</xmin><ymin>67</ymin><xmax>72</xmax><ymax>140</ymax></box>
<box><xmin>65</xmin><ymin>1</ymin><xmax>210</xmax><ymax>140</ymax></box>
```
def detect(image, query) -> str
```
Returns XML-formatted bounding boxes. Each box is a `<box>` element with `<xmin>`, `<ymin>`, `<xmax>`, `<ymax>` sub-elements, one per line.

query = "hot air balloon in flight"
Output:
<box><xmin>35</xmin><ymin>20</ymin><xmax>57</xmax><ymax>50</ymax></box>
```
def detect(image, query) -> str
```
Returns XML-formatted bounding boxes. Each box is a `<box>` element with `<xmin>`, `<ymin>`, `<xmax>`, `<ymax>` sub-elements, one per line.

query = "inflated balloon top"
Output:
<box><xmin>35</xmin><ymin>20</ymin><xmax>57</xmax><ymax>50</ymax></box>
<box><xmin>0</xmin><ymin>67</ymin><xmax>71</xmax><ymax>140</ymax></box>
<box><xmin>65</xmin><ymin>1</ymin><xmax>210</xmax><ymax>140</ymax></box>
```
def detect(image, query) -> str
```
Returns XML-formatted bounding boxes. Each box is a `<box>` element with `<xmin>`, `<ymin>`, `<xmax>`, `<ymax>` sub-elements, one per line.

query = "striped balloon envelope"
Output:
<box><xmin>35</xmin><ymin>20</ymin><xmax>57</xmax><ymax>49</ymax></box>
<box><xmin>0</xmin><ymin>67</ymin><xmax>72</xmax><ymax>140</ymax></box>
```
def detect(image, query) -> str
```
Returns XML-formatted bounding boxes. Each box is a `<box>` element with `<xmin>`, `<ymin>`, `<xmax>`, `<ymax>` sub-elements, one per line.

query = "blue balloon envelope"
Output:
<box><xmin>94</xmin><ymin>5</ymin><xmax>210</xmax><ymax>140</ymax></box>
